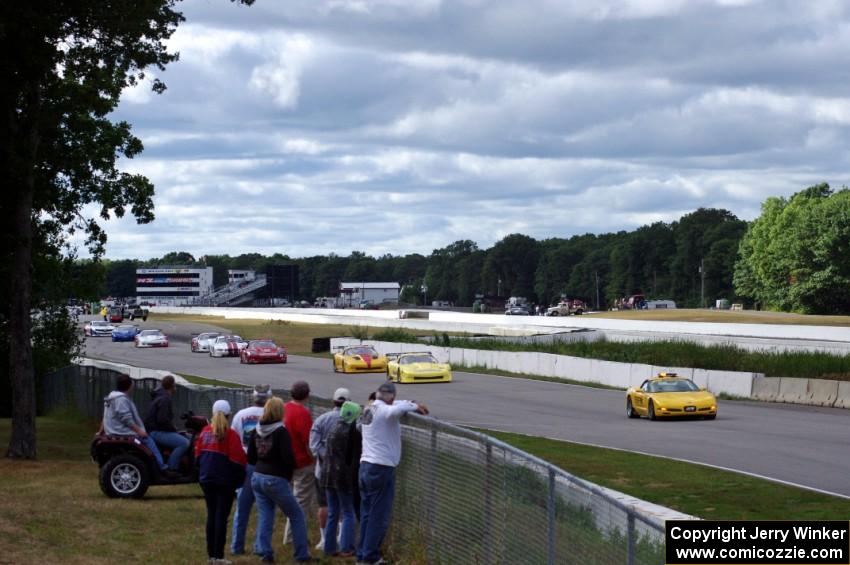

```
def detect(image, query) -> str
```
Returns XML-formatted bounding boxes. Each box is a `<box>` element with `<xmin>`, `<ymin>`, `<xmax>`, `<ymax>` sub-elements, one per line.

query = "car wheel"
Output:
<box><xmin>99</xmin><ymin>453</ymin><xmax>150</xmax><ymax>499</ymax></box>
<box><xmin>240</xmin><ymin>354</ymin><xmax>245</xmax><ymax>364</ymax></box>
<box><xmin>575</xmin><ymin>309</ymin><xmax>583</xmax><ymax>315</ymax></box>
<box><xmin>626</xmin><ymin>398</ymin><xmax>639</xmax><ymax>419</ymax></box>
<box><xmin>648</xmin><ymin>400</ymin><xmax>657</xmax><ymax>421</ymax></box>
<box><xmin>550</xmin><ymin>311</ymin><xmax>558</xmax><ymax>316</ymax></box>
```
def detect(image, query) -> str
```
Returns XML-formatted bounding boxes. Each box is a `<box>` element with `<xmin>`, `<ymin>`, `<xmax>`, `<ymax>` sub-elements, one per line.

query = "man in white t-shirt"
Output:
<box><xmin>357</xmin><ymin>382</ymin><xmax>428</xmax><ymax>565</ymax></box>
<box><xmin>230</xmin><ymin>384</ymin><xmax>272</xmax><ymax>556</ymax></box>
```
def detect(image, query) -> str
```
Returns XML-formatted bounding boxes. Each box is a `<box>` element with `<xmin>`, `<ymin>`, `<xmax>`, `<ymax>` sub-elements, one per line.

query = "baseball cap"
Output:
<box><xmin>377</xmin><ymin>381</ymin><xmax>396</xmax><ymax>395</ymax></box>
<box><xmin>212</xmin><ymin>399</ymin><xmax>231</xmax><ymax>416</ymax></box>
<box><xmin>333</xmin><ymin>387</ymin><xmax>351</xmax><ymax>402</ymax></box>
<box><xmin>253</xmin><ymin>384</ymin><xmax>272</xmax><ymax>400</ymax></box>
<box><xmin>339</xmin><ymin>401</ymin><xmax>362</xmax><ymax>424</ymax></box>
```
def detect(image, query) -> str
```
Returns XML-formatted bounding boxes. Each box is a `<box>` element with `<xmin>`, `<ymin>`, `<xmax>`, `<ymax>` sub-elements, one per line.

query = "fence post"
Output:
<box><xmin>627</xmin><ymin>512</ymin><xmax>635</xmax><ymax>565</ymax></box>
<box><xmin>548</xmin><ymin>468</ymin><xmax>556</xmax><ymax>565</ymax></box>
<box><xmin>484</xmin><ymin>442</ymin><xmax>493</xmax><ymax>565</ymax></box>
<box><xmin>426</xmin><ymin>426</ymin><xmax>438</xmax><ymax>560</ymax></box>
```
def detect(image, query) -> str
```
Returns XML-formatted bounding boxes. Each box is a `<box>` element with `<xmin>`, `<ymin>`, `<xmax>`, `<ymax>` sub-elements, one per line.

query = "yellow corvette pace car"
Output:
<box><xmin>386</xmin><ymin>352</ymin><xmax>452</xmax><ymax>384</ymax></box>
<box><xmin>626</xmin><ymin>373</ymin><xmax>717</xmax><ymax>420</ymax></box>
<box><xmin>333</xmin><ymin>345</ymin><xmax>388</xmax><ymax>373</ymax></box>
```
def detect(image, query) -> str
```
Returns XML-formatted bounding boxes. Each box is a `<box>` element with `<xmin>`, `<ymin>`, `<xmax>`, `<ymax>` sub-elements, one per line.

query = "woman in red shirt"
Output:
<box><xmin>195</xmin><ymin>399</ymin><xmax>247</xmax><ymax>564</ymax></box>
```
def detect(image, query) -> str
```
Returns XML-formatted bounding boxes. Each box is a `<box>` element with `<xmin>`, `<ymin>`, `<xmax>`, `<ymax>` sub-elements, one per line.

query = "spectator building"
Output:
<box><xmin>136</xmin><ymin>266</ymin><xmax>214</xmax><ymax>306</ymax></box>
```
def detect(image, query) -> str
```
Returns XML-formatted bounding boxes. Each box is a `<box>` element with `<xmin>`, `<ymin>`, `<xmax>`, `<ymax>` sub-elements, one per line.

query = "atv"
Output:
<box><xmin>91</xmin><ymin>411</ymin><xmax>207</xmax><ymax>498</ymax></box>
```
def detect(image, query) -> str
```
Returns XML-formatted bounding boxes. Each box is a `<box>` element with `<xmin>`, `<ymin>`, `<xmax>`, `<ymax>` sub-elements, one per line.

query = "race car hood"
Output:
<box><xmin>401</xmin><ymin>362</ymin><xmax>447</xmax><ymax>372</ymax></box>
<box><xmin>649</xmin><ymin>391</ymin><xmax>715</xmax><ymax>405</ymax></box>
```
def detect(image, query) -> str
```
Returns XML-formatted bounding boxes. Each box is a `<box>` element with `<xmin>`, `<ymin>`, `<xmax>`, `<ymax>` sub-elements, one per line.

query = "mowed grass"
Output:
<box><xmin>591</xmin><ymin>308</ymin><xmax>850</xmax><ymax>326</ymax></box>
<box><xmin>444</xmin><ymin>336</ymin><xmax>850</xmax><ymax>381</ymax></box>
<box><xmin>149</xmin><ymin>313</ymin><xmax>355</xmax><ymax>355</ymax></box>
<box><xmin>484</xmin><ymin>429</ymin><xmax>850</xmax><ymax>521</ymax></box>
<box><xmin>152</xmin><ymin>312</ymin><xmax>850</xmax><ymax>380</ymax></box>
<box><xmin>0</xmin><ymin>413</ymin><xmax>359</xmax><ymax>565</ymax></box>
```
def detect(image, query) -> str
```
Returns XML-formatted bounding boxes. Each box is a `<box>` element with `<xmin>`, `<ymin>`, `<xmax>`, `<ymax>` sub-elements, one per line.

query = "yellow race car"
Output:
<box><xmin>626</xmin><ymin>372</ymin><xmax>717</xmax><ymax>420</ymax></box>
<box><xmin>386</xmin><ymin>352</ymin><xmax>452</xmax><ymax>384</ymax></box>
<box><xmin>333</xmin><ymin>345</ymin><xmax>388</xmax><ymax>373</ymax></box>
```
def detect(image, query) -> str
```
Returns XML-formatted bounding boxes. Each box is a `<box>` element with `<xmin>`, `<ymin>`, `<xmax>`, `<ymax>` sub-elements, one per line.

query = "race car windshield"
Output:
<box><xmin>348</xmin><ymin>347</ymin><xmax>378</xmax><ymax>356</ymax></box>
<box><xmin>139</xmin><ymin>330</ymin><xmax>162</xmax><ymax>336</ymax></box>
<box><xmin>400</xmin><ymin>354</ymin><xmax>436</xmax><ymax>364</ymax></box>
<box><xmin>92</xmin><ymin>321</ymin><xmax>109</xmax><ymax>326</ymax></box>
<box><xmin>116</xmin><ymin>325</ymin><xmax>135</xmax><ymax>331</ymax></box>
<box><xmin>648</xmin><ymin>380</ymin><xmax>700</xmax><ymax>393</ymax></box>
<box><xmin>223</xmin><ymin>337</ymin><xmax>241</xmax><ymax>343</ymax></box>
<box><xmin>200</xmin><ymin>333</ymin><xmax>218</xmax><ymax>339</ymax></box>
<box><xmin>251</xmin><ymin>341</ymin><xmax>276</xmax><ymax>348</ymax></box>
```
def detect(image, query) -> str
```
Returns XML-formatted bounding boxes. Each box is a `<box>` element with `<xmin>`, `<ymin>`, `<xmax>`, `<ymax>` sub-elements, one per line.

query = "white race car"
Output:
<box><xmin>209</xmin><ymin>335</ymin><xmax>248</xmax><ymax>358</ymax></box>
<box><xmin>134</xmin><ymin>329</ymin><xmax>169</xmax><ymax>348</ymax></box>
<box><xmin>85</xmin><ymin>320</ymin><xmax>115</xmax><ymax>337</ymax></box>
<box><xmin>190</xmin><ymin>332</ymin><xmax>220</xmax><ymax>353</ymax></box>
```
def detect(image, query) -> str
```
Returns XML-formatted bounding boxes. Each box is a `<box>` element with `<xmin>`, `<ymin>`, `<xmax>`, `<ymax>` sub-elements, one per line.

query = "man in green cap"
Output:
<box><xmin>319</xmin><ymin>401</ymin><xmax>362</xmax><ymax>557</ymax></box>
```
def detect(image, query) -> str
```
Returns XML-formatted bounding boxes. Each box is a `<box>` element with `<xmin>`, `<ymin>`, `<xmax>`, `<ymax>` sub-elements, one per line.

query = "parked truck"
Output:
<box><xmin>545</xmin><ymin>299</ymin><xmax>586</xmax><ymax>316</ymax></box>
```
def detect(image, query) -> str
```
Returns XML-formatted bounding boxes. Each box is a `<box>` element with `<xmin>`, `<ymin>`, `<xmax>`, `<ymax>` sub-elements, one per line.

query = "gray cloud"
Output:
<box><xmin>86</xmin><ymin>0</ymin><xmax>850</xmax><ymax>260</ymax></box>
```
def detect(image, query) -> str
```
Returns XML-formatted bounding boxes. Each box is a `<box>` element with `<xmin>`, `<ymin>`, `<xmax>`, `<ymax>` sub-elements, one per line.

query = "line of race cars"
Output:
<box><xmin>86</xmin><ymin>320</ymin><xmax>717</xmax><ymax>419</ymax></box>
<box><xmin>190</xmin><ymin>332</ymin><xmax>287</xmax><ymax>364</ymax></box>
<box><xmin>84</xmin><ymin>320</ymin><xmax>168</xmax><ymax>347</ymax></box>
<box><xmin>332</xmin><ymin>345</ymin><xmax>718</xmax><ymax>418</ymax></box>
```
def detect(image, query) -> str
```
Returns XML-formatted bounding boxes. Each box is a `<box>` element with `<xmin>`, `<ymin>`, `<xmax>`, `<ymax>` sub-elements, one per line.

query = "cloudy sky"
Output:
<box><xmin>94</xmin><ymin>0</ymin><xmax>850</xmax><ymax>260</ymax></box>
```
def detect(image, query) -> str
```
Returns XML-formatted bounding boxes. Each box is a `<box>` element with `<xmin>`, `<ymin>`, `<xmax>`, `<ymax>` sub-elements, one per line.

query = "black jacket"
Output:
<box><xmin>248</xmin><ymin>425</ymin><xmax>296</xmax><ymax>482</ymax></box>
<box><xmin>144</xmin><ymin>387</ymin><xmax>176</xmax><ymax>432</ymax></box>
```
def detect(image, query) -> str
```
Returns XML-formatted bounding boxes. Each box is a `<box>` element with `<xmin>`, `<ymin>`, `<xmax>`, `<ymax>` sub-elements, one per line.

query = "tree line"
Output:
<box><xmin>97</xmin><ymin>185</ymin><xmax>849</xmax><ymax>313</ymax></box>
<box><xmin>96</xmin><ymin>207</ymin><xmax>745</xmax><ymax>309</ymax></box>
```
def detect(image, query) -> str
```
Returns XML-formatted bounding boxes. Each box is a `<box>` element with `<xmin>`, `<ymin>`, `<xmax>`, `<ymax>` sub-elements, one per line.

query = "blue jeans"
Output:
<box><xmin>251</xmin><ymin>472</ymin><xmax>311</xmax><ymax>562</ymax></box>
<box><xmin>231</xmin><ymin>464</ymin><xmax>260</xmax><ymax>555</ymax></box>
<box><xmin>150</xmin><ymin>431</ymin><xmax>189</xmax><ymax>471</ymax></box>
<box><xmin>324</xmin><ymin>488</ymin><xmax>356</xmax><ymax>555</ymax></box>
<box><xmin>139</xmin><ymin>435</ymin><xmax>166</xmax><ymax>470</ymax></box>
<box><xmin>357</xmin><ymin>462</ymin><xmax>396</xmax><ymax>564</ymax></box>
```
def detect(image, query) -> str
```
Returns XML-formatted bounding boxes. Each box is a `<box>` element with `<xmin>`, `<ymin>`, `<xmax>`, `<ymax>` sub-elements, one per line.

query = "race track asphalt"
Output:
<box><xmin>82</xmin><ymin>319</ymin><xmax>850</xmax><ymax>498</ymax></box>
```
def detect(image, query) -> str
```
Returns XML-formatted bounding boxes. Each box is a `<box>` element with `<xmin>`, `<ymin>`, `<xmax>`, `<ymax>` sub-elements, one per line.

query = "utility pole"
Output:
<box><xmin>700</xmin><ymin>258</ymin><xmax>705</xmax><ymax>308</ymax></box>
<box><xmin>497</xmin><ymin>277</ymin><xmax>502</xmax><ymax>297</ymax></box>
<box><xmin>595</xmin><ymin>270</ymin><xmax>600</xmax><ymax>311</ymax></box>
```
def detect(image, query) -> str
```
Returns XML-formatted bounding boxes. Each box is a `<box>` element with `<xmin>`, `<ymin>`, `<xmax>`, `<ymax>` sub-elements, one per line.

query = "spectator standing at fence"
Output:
<box><xmin>357</xmin><ymin>382</ymin><xmax>429</xmax><ymax>565</ymax></box>
<box><xmin>230</xmin><ymin>384</ymin><xmax>272</xmax><ymax>556</ymax></box>
<box><xmin>99</xmin><ymin>373</ymin><xmax>173</xmax><ymax>477</ymax></box>
<box><xmin>283</xmin><ymin>381</ymin><xmax>318</xmax><ymax>546</ymax></box>
<box><xmin>322</xmin><ymin>400</ymin><xmax>362</xmax><ymax>558</ymax></box>
<box><xmin>144</xmin><ymin>375</ymin><xmax>189</xmax><ymax>474</ymax></box>
<box><xmin>249</xmin><ymin>396</ymin><xmax>313</xmax><ymax>563</ymax></box>
<box><xmin>196</xmin><ymin>399</ymin><xmax>247</xmax><ymax>565</ymax></box>
<box><xmin>309</xmin><ymin>387</ymin><xmax>351</xmax><ymax>549</ymax></box>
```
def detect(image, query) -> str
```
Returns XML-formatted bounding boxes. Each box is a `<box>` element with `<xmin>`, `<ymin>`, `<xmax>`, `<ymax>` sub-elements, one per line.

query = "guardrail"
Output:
<box><xmin>42</xmin><ymin>364</ymin><xmax>672</xmax><ymax>564</ymax></box>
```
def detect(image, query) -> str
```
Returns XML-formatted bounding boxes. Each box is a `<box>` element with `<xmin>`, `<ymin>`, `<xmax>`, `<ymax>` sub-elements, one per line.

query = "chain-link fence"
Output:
<box><xmin>42</xmin><ymin>365</ymin><xmax>665</xmax><ymax>565</ymax></box>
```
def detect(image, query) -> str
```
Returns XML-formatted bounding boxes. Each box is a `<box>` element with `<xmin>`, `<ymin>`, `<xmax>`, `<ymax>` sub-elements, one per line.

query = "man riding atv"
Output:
<box><xmin>93</xmin><ymin>373</ymin><xmax>206</xmax><ymax>498</ymax></box>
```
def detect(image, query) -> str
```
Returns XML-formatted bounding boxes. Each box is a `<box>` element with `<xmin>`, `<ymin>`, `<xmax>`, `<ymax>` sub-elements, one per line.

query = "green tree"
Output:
<box><xmin>1</xmin><ymin>0</ymin><xmax>252</xmax><ymax>458</ymax></box>
<box><xmin>734</xmin><ymin>184</ymin><xmax>850</xmax><ymax>313</ymax></box>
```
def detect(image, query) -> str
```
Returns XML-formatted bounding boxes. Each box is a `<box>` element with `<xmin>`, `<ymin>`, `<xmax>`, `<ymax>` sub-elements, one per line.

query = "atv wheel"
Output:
<box><xmin>99</xmin><ymin>453</ymin><xmax>150</xmax><ymax>498</ymax></box>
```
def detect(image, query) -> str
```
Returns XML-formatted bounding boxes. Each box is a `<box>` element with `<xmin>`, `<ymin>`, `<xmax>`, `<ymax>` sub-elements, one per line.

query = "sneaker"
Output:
<box><xmin>162</xmin><ymin>468</ymin><xmax>181</xmax><ymax>479</ymax></box>
<box><xmin>315</xmin><ymin>539</ymin><xmax>325</xmax><ymax>550</ymax></box>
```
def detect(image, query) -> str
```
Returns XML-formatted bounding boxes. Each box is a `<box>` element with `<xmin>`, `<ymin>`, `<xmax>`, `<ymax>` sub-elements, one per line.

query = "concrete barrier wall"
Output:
<box><xmin>835</xmin><ymin>381</ymin><xmax>850</xmax><ymax>409</ymax></box>
<box><xmin>329</xmin><ymin>338</ymin><xmax>757</xmax><ymax>396</ymax></box>
<box><xmin>777</xmin><ymin>377</ymin><xmax>808</xmax><ymax>404</ymax></box>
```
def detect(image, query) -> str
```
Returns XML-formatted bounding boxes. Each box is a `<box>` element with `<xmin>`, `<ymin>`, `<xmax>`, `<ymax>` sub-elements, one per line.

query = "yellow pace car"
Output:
<box><xmin>333</xmin><ymin>345</ymin><xmax>388</xmax><ymax>373</ymax></box>
<box><xmin>386</xmin><ymin>352</ymin><xmax>452</xmax><ymax>384</ymax></box>
<box><xmin>626</xmin><ymin>373</ymin><xmax>717</xmax><ymax>420</ymax></box>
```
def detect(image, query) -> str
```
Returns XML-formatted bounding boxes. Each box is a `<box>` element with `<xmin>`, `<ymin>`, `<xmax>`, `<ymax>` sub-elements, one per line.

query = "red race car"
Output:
<box><xmin>240</xmin><ymin>339</ymin><xmax>288</xmax><ymax>364</ymax></box>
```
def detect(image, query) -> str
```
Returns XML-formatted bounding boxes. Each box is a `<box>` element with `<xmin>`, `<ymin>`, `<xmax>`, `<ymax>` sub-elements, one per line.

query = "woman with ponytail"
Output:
<box><xmin>196</xmin><ymin>399</ymin><xmax>247</xmax><ymax>565</ymax></box>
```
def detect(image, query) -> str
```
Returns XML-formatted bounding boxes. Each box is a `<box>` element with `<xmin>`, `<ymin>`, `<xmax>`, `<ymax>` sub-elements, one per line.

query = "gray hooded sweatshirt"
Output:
<box><xmin>103</xmin><ymin>391</ymin><xmax>145</xmax><ymax>436</ymax></box>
